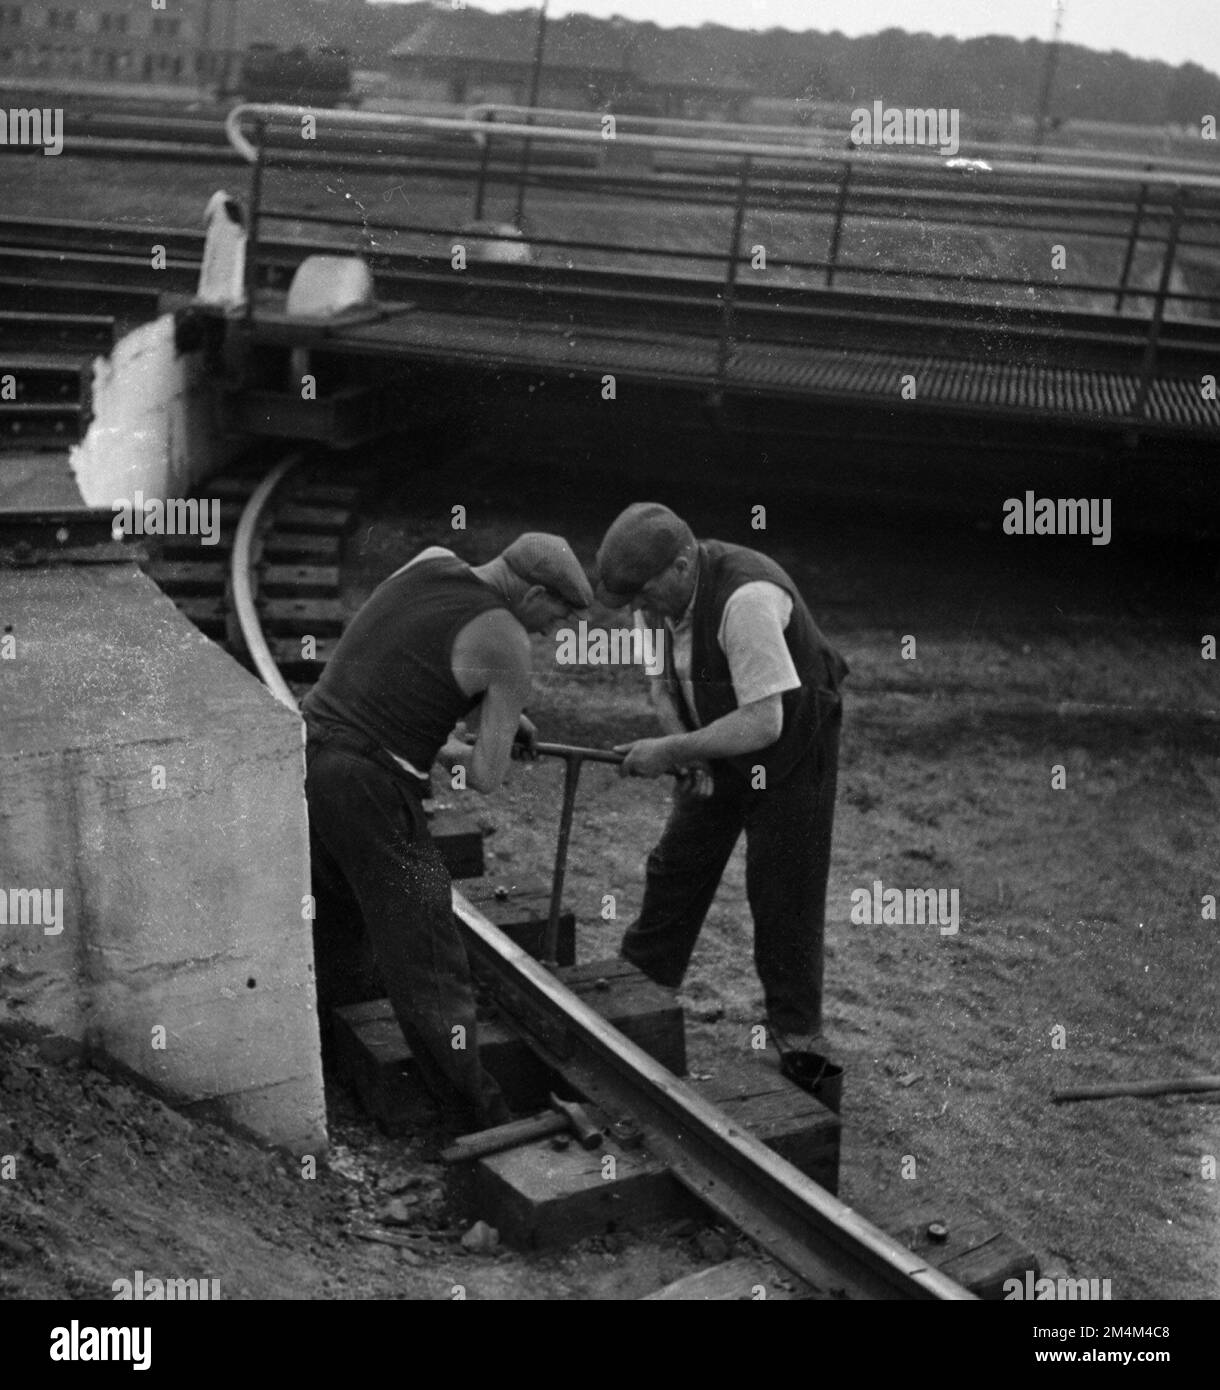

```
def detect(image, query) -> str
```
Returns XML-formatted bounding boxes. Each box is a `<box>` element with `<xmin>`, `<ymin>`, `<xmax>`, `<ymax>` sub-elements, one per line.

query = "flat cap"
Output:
<box><xmin>595</xmin><ymin>503</ymin><xmax>694</xmax><ymax>607</ymax></box>
<box><xmin>502</xmin><ymin>532</ymin><xmax>593</xmax><ymax>609</ymax></box>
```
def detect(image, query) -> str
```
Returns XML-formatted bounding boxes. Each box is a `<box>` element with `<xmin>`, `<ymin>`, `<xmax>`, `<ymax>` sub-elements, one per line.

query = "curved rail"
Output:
<box><xmin>229</xmin><ymin>451</ymin><xmax>305</xmax><ymax>712</ymax></box>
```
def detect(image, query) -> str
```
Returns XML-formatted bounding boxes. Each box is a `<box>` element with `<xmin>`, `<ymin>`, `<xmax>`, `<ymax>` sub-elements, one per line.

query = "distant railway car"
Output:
<box><xmin>230</xmin><ymin>44</ymin><xmax>354</xmax><ymax>109</ymax></box>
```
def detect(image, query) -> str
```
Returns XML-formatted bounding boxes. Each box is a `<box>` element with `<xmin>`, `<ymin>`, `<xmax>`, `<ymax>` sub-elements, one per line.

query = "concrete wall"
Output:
<box><xmin>70</xmin><ymin>313</ymin><xmax>239</xmax><ymax>512</ymax></box>
<box><xmin>0</xmin><ymin>563</ymin><xmax>325</xmax><ymax>1155</ymax></box>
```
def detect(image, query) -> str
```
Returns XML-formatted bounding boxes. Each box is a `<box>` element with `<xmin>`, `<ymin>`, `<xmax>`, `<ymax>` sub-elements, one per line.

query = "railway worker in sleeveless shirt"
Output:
<box><xmin>302</xmin><ymin>534</ymin><xmax>593</xmax><ymax>1127</ymax></box>
<box><xmin>595</xmin><ymin>503</ymin><xmax>848</xmax><ymax>1051</ymax></box>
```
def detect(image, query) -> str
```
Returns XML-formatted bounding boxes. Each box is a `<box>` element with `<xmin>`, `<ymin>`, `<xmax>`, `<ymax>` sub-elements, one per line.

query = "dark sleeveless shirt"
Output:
<box><xmin>301</xmin><ymin>551</ymin><xmax>507</xmax><ymax>772</ymax></box>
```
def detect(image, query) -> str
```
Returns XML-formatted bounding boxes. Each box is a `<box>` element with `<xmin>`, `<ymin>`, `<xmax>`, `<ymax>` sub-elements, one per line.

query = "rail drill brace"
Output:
<box><xmin>528</xmin><ymin>742</ymin><xmax>625</xmax><ymax>967</ymax></box>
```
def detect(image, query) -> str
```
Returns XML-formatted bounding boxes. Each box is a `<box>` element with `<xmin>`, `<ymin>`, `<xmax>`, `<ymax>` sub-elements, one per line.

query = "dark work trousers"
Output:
<box><xmin>621</xmin><ymin>692</ymin><xmax>842</xmax><ymax>1036</ymax></box>
<box><xmin>304</xmin><ymin>723</ymin><xmax>509</xmax><ymax>1128</ymax></box>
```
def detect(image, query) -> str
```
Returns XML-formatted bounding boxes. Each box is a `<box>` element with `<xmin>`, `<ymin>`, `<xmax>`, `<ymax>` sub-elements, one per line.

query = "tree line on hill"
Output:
<box><xmin>245</xmin><ymin>0</ymin><xmax>1220</xmax><ymax>129</ymax></box>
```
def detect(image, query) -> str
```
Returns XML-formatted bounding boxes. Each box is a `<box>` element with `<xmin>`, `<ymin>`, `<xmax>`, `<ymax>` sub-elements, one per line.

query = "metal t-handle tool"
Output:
<box><xmin>533</xmin><ymin>742</ymin><xmax>626</xmax><ymax>766</ymax></box>
<box><xmin>532</xmin><ymin>742</ymin><xmax>624</xmax><ymax>966</ymax></box>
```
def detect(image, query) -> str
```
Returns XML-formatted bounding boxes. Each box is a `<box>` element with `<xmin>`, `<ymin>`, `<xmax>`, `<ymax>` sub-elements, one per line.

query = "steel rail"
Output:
<box><xmin>451</xmin><ymin>887</ymin><xmax>973</xmax><ymax>1299</ymax></box>
<box><xmin>229</xmin><ymin>452</ymin><xmax>304</xmax><ymax>713</ymax></box>
<box><xmin>224</xmin><ymin>103</ymin><xmax>1220</xmax><ymax>195</ymax></box>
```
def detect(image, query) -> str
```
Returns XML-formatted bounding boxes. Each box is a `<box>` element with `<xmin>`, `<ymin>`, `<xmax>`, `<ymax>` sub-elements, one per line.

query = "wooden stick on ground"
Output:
<box><xmin>1052</xmin><ymin>1076</ymin><xmax>1220</xmax><ymax>1103</ymax></box>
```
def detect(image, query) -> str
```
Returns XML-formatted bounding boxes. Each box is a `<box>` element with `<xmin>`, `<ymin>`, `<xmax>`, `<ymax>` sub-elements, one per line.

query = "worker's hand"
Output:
<box><xmin>439</xmin><ymin>737</ymin><xmax>472</xmax><ymax>774</ymax></box>
<box><xmin>614</xmin><ymin>737</ymin><xmax>677</xmax><ymax>779</ymax></box>
<box><xmin>676</xmin><ymin>762</ymin><xmax>714</xmax><ymax>799</ymax></box>
<box><xmin>510</xmin><ymin>713</ymin><xmax>539</xmax><ymax>761</ymax></box>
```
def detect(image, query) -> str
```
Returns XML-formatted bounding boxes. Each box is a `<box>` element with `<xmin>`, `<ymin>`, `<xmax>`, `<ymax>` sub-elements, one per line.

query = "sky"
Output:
<box><xmin>384</xmin><ymin>1</ymin><xmax>1220</xmax><ymax>76</ymax></box>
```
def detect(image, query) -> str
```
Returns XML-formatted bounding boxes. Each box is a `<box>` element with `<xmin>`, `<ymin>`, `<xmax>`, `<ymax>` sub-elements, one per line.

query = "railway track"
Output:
<box><xmin>140</xmin><ymin>453</ymin><xmax>354</xmax><ymax>695</ymax></box>
<box><xmin>207</xmin><ymin>450</ymin><xmax>975</xmax><ymax>1300</ymax></box>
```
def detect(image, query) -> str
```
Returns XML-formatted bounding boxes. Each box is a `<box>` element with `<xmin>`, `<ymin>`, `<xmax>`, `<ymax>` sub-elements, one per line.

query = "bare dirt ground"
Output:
<box><xmin>0</xmin><ymin>1028</ymin><xmax>734</xmax><ymax>1301</ymax></box>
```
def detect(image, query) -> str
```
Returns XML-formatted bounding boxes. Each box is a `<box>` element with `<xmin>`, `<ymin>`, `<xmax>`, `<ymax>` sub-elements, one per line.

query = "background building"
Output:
<box><xmin>388</xmin><ymin>8</ymin><xmax>751</xmax><ymax>118</ymax></box>
<box><xmin>0</xmin><ymin>1</ymin><xmax>245</xmax><ymax>88</ymax></box>
<box><xmin>389</xmin><ymin>10</ymin><xmax>633</xmax><ymax>110</ymax></box>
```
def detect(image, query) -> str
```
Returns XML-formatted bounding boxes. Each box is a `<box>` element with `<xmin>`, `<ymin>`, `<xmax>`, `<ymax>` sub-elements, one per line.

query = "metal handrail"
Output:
<box><xmin>463</xmin><ymin>101</ymin><xmax>1220</xmax><ymax>177</ymax></box>
<box><xmin>223</xmin><ymin>103</ymin><xmax>1218</xmax><ymax>428</ymax></box>
<box><xmin>224</xmin><ymin>103</ymin><xmax>1220</xmax><ymax>194</ymax></box>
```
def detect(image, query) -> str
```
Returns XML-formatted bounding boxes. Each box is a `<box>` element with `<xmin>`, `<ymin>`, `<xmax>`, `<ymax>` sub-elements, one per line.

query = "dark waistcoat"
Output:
<box><xmin>665</xmin><ymin>540</ymin><xmax>848</xmax><ymax>783</ymax></box>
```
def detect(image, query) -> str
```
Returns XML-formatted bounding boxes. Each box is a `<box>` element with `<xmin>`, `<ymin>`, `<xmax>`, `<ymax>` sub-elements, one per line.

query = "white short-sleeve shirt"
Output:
<box><xmin>663</xmin><ymin>579</ymin><xmax>800</xmax><ymax>727</ymax></box>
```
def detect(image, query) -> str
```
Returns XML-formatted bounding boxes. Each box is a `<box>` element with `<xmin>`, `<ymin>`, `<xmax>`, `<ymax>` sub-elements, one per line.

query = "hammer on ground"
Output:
<box><xmin>440</xmin><ymin>1092</ymin><xmax>602</xmax><ymax>1164</ymax></box>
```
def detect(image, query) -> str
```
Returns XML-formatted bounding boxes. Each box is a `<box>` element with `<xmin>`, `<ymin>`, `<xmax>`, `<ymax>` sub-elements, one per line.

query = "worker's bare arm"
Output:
<box><xmin>615</xmin><ymin>693</ymin><xmax>783</xmax><ymax>778</ymax></box>
<box><xmin>441</xmin><ymin>610</ymin><xmax>533</xmax><ymax>793</ymax></box>
<box><xmin>461</xmin><ymin>703</ymin><xmax>537</xmax><ymax>748</ymax></box>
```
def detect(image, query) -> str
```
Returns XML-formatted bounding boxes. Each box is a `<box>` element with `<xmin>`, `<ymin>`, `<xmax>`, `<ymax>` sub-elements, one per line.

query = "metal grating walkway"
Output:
<box><xmin>251</xmin><ymin>305</ymin><xmax>1220</xmax><ymax>438</ymax></box>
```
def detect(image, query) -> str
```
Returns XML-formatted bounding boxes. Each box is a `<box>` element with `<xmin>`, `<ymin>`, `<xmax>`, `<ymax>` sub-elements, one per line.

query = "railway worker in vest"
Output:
<box><xmin>301</xmin><ymin>534</ymin><xmax>594</xmax><ymax>1127</ymax></box>
<box><xmin>595</xmin><ymin>503</ymin><xmax>848</xmax><ymax>1050</ymax></box>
